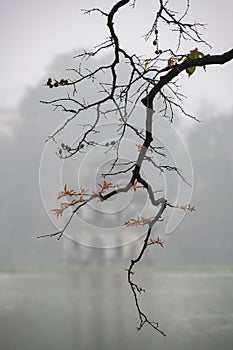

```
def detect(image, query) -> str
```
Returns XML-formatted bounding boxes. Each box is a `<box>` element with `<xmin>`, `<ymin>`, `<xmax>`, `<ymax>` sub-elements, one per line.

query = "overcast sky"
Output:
<box><xmin>1</xmin><ymin>0</ymin><xmax>233</xmax><ymax>116</ymax></box>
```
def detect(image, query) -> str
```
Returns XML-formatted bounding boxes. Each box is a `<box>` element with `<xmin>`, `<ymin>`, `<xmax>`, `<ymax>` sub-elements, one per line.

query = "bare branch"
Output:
<box><xmin>40</xmin><ymin>0</ymin><xmax>233</xmax><ymax>336</ymax></box>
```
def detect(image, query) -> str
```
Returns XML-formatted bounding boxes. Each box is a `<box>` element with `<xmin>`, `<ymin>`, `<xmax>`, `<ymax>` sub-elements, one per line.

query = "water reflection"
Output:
<box><xmin>0</xmin><ymin>271</ymin><xmax>233</xmax><ymax>350</ymax></box>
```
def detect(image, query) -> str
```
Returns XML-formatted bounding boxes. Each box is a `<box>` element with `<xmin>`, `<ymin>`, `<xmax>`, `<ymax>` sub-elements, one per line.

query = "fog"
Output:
<box><xmin>0</xmin><ymin>49</ymin><xmax>233</xmax><ymax>269</ymax></box>
<box><xmin>1</xmin><ymin>2</ymin><xmax>233</xmax><ymax>349</ymax></box>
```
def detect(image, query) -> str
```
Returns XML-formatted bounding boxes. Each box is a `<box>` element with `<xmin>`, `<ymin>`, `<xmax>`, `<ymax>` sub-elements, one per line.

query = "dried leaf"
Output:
<box><xmin>50</xmin><ymin>208</ymin><xmax>64</xmax><ymax>218</ymax></box>
<box><xmin>124</xmin><ymin>216</ymin><xmax>151</xmax><ymax>227</ymax></box>
<box><xmin>57</xmin><ymin>184</ymin><xmax>78</xmax><ymax>199</ymax></box>
<box><xmin>98</xmin><ymin>180</ymin><xmax>116</xmax><ymax>193</ymax></box>
<box><xmin>148</xmin><ymin>237</ymin><xmax>164</xmax><ymax>247</ymax></box>
<box><xmin>167</xmin><ymin>57</ymin><xmax>177</xmax><ymax>67</ymax></box>
<box><xmin>144</xmin><ymin>60</ymin><xmax>149</xmax><ymax>69</ymax></box>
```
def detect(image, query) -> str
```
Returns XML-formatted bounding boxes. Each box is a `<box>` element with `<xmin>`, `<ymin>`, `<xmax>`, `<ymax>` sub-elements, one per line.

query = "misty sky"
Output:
<box><xmin>0</xmin><ymin>0</ymin><xmax>233</xmax><ymax>267</ymax></box>
<box><xmin>1</xmin><ymin>0</ymin><xmax>233</xmax><ymax>114</ymax></box>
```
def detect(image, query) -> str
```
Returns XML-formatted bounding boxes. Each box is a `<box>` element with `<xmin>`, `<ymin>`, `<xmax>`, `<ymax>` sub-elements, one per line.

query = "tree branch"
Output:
<box><xmin>142</xmin><ymin>49</ymin><xmax>233</xmax><ymax>107</ymax></box>
<box><xmin>40</xmin><ymin>0</ymin><xmax>233</xmax><ymax>336</ymax></box>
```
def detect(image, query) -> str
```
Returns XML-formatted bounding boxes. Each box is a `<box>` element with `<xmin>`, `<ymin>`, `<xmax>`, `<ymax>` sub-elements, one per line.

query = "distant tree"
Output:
<box><xmin>38</xmin><ymin>0</ymin><xmax>233</xmax><ymax>336</ymax></box>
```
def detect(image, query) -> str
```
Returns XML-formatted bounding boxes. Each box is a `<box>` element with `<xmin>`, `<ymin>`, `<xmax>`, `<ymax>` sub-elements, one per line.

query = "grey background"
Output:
<box><xmin>0</xmin><ymin>2</ymin><xmax>233</xmax><ymax>350</ymax></box>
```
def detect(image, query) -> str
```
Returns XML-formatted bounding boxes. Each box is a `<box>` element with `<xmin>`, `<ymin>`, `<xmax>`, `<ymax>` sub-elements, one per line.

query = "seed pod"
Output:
<box><xmin>153</xmin><ymin>39</ymin><xmax>157</xmax><ymax>46</ymax></box>
<box><xmin>47</xmin><ymin>77</ymin><xmax>52</xmax><ymax>85</ymax></box>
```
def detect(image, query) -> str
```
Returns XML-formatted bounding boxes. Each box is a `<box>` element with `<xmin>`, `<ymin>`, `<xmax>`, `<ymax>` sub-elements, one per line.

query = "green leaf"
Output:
<box><xmin>184</xmin><ymin>48</ymin><xmax>206</xmax><ymax>76</ymax></box>
<box><xmin>186</xmin><ymin>66</ymin><xmax>196</xmax><ymax>77</ymax></box>
<box><xmin>188</xmin><ymin>48</ymin><xmax>204</xmax><ymax>59</ymax></box>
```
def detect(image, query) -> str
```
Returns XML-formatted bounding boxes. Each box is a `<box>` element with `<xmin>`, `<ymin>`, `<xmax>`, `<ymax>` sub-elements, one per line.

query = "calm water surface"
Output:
<box><xmin>0</xmin><ymin>270</ymin><xmax>233</xmax><ymax>350</ymax></box>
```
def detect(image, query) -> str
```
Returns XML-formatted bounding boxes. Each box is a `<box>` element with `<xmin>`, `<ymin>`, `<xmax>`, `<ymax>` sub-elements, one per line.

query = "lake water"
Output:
<box><xmin>0</xmin><ymin>269</ymin><xmax>233</xmax><ymax>350</ymax></box>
